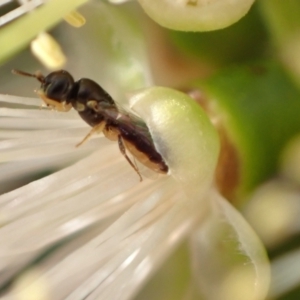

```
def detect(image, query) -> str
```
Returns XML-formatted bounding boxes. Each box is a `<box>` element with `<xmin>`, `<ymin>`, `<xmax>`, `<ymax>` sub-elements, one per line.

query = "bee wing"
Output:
<box><xmin>88</xmin><ymin>99</ymin><xmax>154</xmax><ymax>146</ymax></box>
<box><xmin>105</xmin><ymin>104</ymin><xmax>153</xmax><ymax>142</ymax></box>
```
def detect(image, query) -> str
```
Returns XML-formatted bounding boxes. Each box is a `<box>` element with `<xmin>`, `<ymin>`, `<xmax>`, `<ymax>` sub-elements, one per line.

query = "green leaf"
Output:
<box><xmin>169</xmin><ymin>4</ymin><xmax>268</xmax><ymax>65</ymax></box>
<box><xmin>197</xmin><ymin>62</ymin><xmax>300</xmax><ymax>196</ymax></box>
<box><xmin>259</xmin><ymin>0</ymin><xmax>300</xmax><ymax>87</ymax></box>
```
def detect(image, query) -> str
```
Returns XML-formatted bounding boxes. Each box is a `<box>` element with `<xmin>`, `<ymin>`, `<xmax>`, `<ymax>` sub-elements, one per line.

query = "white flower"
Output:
<box><xmin>0</xmin><ymin>2</ymin><xmax>269</xmax><ymax>299</ymax></box>
<box><xmin>0</xmin><ymin>90</ymin><xmax>269</xmax><ymax>300</ymax></box>
<box><xmin>137</xmin><ymin>0</ymin><xmax>256</xmax><ymax>31</ymax></box>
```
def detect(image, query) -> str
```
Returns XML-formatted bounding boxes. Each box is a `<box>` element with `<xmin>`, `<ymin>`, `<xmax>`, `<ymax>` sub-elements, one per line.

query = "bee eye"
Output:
<box><xmin>42</xmin><ymin>70</ymin><xmax>74</xmax><ymax>102</ymax></box>
<box><xmin>46</xmin><ymin>78</ymin><xmax>69</xmax><ymax>99</ymax></box>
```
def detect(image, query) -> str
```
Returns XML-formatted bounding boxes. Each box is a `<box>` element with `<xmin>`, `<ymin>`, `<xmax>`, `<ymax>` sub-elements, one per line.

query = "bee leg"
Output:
<box><xmin>118</xmin><ymin>135</ymin><xmax>143</xmax><ymax>182</ymax></box>
<box><xmin>76</xmin><ymin>121</ymin><xmax>105</xmax><ymax>147</ymax></box>
<box><xmin>132</xmin><ymin>156</ymin><xmax>139</xmax><ymax>171</ymax></box>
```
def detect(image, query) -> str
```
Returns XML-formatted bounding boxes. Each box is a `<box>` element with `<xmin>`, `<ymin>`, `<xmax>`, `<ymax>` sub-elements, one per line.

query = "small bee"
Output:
<box><xmin>12</xmin><ymin>69</ymin><xmax>169</xmax><ymax>181</ymax></box>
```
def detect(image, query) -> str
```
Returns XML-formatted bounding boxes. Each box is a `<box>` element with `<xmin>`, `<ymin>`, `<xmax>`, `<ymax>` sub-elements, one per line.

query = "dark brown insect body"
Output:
<box><xmin>12</xmin><ymin>69</ymin><xmax>168</xmax><ymax>181</ymax></box>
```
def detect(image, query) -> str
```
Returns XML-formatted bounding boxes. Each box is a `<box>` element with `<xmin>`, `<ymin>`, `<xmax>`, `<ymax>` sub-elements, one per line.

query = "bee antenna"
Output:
<box><xmin>12</xmin><ymin>69</ymin><xmax>45</xmax><ymax>83</ymax></box>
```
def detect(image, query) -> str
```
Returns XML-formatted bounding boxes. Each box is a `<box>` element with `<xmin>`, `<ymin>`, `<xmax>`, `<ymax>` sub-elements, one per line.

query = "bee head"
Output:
<box><xmin>12</xmin><ymin>69</ymin><xmax>75</xmax><ymax>112</ymax></box>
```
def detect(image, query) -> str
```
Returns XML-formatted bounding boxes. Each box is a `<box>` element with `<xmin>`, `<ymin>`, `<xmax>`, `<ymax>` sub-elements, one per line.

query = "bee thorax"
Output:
<box><xmin>74</xmin><ymin>102</ymin><xmax>86</xmax><ymax>112</ymax></box>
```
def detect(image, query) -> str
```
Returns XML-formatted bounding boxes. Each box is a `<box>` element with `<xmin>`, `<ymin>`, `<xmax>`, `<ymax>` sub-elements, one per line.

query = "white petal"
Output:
<box><xmin>0</xmin><ymin>88</ymin><xmax>219</xmax><ymax>299</ymax></box>
<box><xmin>190</xmin><ymin>190</ymin><xmax>270</xmax><ymax>300</ymax></box>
